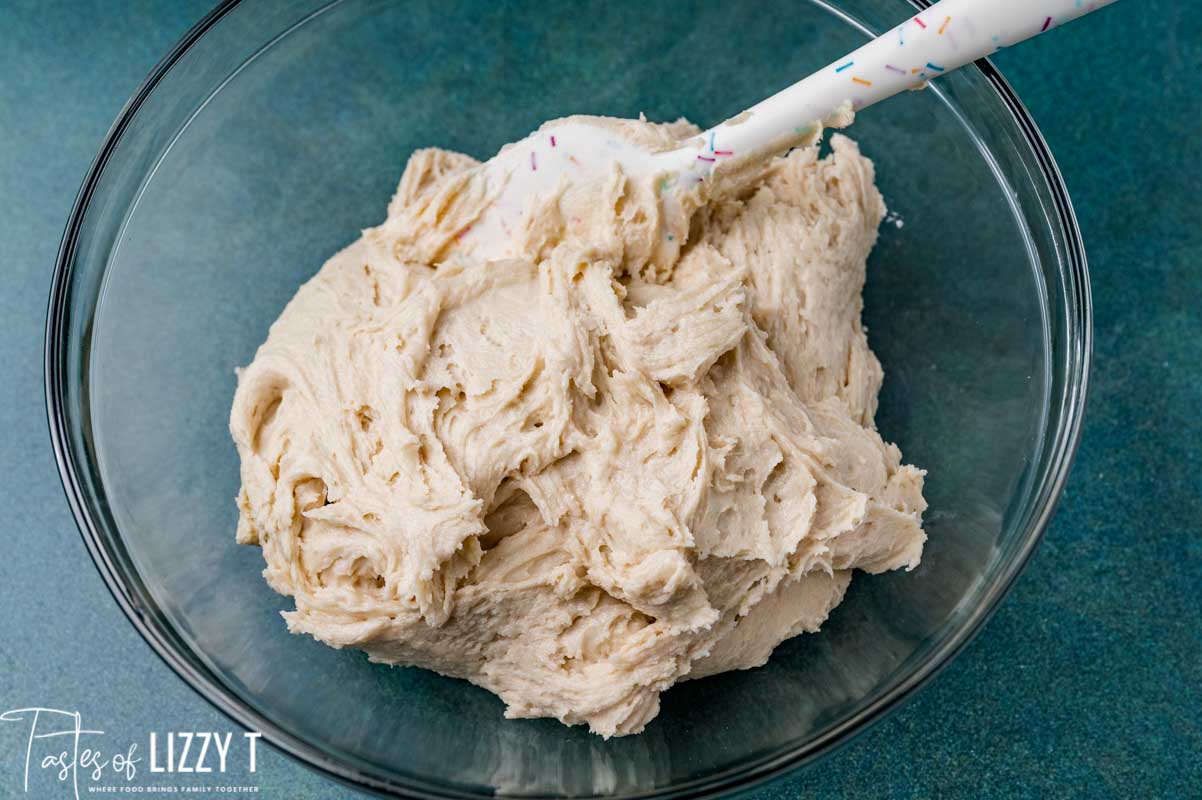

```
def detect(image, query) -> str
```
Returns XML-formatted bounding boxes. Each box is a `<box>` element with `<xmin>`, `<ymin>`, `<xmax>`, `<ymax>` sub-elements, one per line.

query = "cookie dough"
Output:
<box><xmin>230</xmin><ymin>116</ymin><xmax>926</xmax><ymax>737</ymax></box>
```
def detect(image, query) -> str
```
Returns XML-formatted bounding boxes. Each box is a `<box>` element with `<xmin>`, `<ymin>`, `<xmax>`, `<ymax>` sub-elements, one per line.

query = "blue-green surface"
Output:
<box><xmin>1</xmin><ymin>1</ymin><xmax>1198</xmax><ymax>798</ymax></box>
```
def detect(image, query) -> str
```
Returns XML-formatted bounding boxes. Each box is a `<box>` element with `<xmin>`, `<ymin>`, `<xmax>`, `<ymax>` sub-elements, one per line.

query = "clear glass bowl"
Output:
<box><xmin>46</xmin><ymin>0</ymin><xmax>1090</xmax><ymax>797</ymax></box>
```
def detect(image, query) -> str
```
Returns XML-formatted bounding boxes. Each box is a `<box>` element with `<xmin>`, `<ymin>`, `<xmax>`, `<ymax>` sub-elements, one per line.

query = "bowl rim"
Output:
<box><xmin>44</xmin><ymin>0</ymin><xmax>1092</xmax><ymax>797</ymax></box>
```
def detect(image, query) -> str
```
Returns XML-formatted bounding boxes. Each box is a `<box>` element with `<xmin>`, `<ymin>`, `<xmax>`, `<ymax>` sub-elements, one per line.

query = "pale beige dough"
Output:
<box><xmin>230</xmin><ymin>116</ymin><xmax>926</xmax><ymax>737</ymax></box>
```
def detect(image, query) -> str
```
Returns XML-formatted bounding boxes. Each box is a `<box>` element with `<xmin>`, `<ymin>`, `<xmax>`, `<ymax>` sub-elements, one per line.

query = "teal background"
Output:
<box><xmin>1</xmin><ymin>0</ymin><xmax>1198</xmax><ymax>798</ymax></box>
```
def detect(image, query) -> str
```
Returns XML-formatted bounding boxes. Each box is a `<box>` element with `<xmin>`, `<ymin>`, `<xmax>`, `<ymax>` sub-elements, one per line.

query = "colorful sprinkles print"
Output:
<box><xmin>648</xmin><ymin>0</ymin><xmax>1118</xmax><ymax>224</ymax></box>
<box><xmin>467</xmin><ymin>0</ymin><xmax>1121</xmax><ymax>253</ymax></box>
<box><xmin>823</xmin><ymin>0</ymin><xmax>1118</xmax><ymax>113</ymax></box>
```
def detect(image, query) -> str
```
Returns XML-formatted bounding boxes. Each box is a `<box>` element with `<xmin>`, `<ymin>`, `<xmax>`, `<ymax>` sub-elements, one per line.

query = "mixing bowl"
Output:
<box><xmin>46</xmin><ymin>0</ymin><xmax>1090</xmax><ymax>796</ymax></box>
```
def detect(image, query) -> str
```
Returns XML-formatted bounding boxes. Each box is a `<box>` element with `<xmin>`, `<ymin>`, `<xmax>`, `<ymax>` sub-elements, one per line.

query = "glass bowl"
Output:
<box><xmin>46</xmin><ymin>0</ymin><xmax>1090</xmax><ymax>797</ymax></box>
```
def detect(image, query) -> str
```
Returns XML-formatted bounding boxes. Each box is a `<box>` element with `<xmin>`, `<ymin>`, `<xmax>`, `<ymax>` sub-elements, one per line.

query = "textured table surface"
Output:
<box><xmin>1</xmin><ymin>1</ymin><xmax>1199</xmax><ymax>798</ymax></box>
